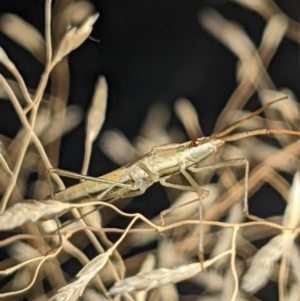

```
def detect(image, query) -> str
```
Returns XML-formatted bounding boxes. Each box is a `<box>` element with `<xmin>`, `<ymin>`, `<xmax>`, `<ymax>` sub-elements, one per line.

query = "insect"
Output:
<box><xmin>49</xmin><ymin>96</ymin><xmax>300</xmax><ymax>265</ymax></box>
<box><xmin>50</xmin><ymin>96</ymin><xmax>299</xmax><ymax>220</ymax></box>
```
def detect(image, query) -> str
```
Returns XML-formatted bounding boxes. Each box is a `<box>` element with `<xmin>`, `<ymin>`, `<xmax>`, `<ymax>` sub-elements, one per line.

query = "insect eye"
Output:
<box><xmin>190</xmin><ymin>139</ymin><xmax>200</xmax><ymax>147</ymax></box>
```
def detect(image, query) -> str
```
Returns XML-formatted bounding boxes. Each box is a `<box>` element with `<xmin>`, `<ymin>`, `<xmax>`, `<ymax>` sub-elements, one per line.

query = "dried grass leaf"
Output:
<box><xmin>79</xmin><ymin>204</ymin><xmax>102</xmax><ymax>228</ymax></box>
<box><xmin>193</xmin><ymin>270</ymin><xmax>224</xmax><ymax>292</ymax></box>
<box><xmin>159</xmin><ymin>284</ymin><xmax>179</xmax><ymax>301</ymax></box>
<box><xmin>0</xmin><ymin>47</ymin><xmax>13</xmax><ymax>67</ymax></box>
<box><xmin>286</xmin><ymin>285</ymin><xmax>300</xmax><ymax>301</ymax></box>
<box><xmin>282</xmin><ymin>171</ymin><xmax>300</xmax><ymax>229</ymax></box>
<box><xmin>100</xmin><ymin>130</ymin><xmax>138</xmax><ymax>165</ymax></box>
<box><xmin>158</xmin><ymin>239</ymin><xmax>185</xmax><ymax>268</ymax></box>
<box><xmin>260</xmin><ymin>14</ymin><xmax>288</xmax><ymax>54</ymax></box>
<box><xmin>260</xmin><ymin>90</ymin><xmax>299</xmax><ymax>123</ymax></box>
<box><xmin>9</xmin><ymin>267</ymin><xmax>35</xmax><ymax>291</ymax></box>
<box><xmin>82</xmin><ymin>288</ymin><xmax>107</xmax><ymax>301</ymax></box>
<box><xmin>8</xmin><ymin>241</ymin><xmax>41</xmax><ymax>262</ymax></box>
<box><xmin>199</xmin><ymin>9</ymin><xmax>254</xmax><ymax>61</ymax></box>
<box><xmin>136</xmin><ymin>102</ymin><xmax>172</xmax><ymax>153</ymax></box>
<box><xmin>175</xmin><ymin>98</ymin><xmax>203</xmax><ymax>138</ymax></box>
<box><xmin>241</xmin><ymin>234</ymin><xmax>293</xmax><ymax>293</ymax></box>
<box><xmin>42</xmin><ymin>105</ymin><xmax>82</xmax><ymax>146</ymax></box>
<box><xmin>231</xmin><ymin>0</ymin><xmax>280</xmax><ymax>19</ymax></box>
<box><xmin>70</xmin><ymin>1</ymin><xmax>95</xmax><ymax>26</ymax></box>
<box><xmin>0</xmin><ymin>14</ymin><xmax>45</xmax><ymax>62</ymax></box>
<box><xmin>287</xmin><ymin>244</ymin><xmax>300</xmax><ymax>289</ymax></box>
<box><xmin>86</xmin><ymin>76</ymin><xmax>108</xmax><ymax>144</ymax></box>
<box><xmin>139</xmin><ymin>103</ymin><xmax>171</xmax><ymax>138</ymax></box>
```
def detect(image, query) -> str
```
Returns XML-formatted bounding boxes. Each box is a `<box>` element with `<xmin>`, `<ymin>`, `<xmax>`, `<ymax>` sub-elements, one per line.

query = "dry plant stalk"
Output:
<box><xmin>0</xmin><ymin>1</ymin><xmax>299</xmax><ymax>301</ymax></box>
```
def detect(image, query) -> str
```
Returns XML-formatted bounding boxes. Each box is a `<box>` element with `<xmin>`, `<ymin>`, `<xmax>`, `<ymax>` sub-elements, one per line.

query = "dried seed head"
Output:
<box><xmin>54</xmin><ymin>13</ymin><xmax>99</xmax><ymax>63</ymax></box>
<box><xmin>49</xmin><ymin>251</ymin><xmax>111</xmax><ymax>301</ymax></box>
<box><xmin>86</xmin><ymin>76</ymin><xmax>108</xmax><ymax>144</ymax></box>
<box><xmin>108</xmin><ymin>263</ymin><xmax>201</xmax><ymax>296</ymax></box>
<box><xmin>0</xmin><ymin>200</ymin><xmax>70</xmax><ymax>230</ymax></box>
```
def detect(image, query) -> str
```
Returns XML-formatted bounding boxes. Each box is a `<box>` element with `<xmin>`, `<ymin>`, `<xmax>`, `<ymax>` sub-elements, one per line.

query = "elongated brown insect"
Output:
<box><xmin>49</xmin><ymin>96</ymin><xmax>299</xmax><ymax>265</ymax></box>
<box><xmin>51</xmin><ymin>96</ymin><xmax>298</xmax><ymax>211</ymax></box>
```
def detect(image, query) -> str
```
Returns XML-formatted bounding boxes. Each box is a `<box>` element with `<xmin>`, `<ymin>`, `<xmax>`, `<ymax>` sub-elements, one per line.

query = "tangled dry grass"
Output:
<box><xmin>0</xmin><ymin>1</ymin><xmax>299</xmax><ymax>301</ymax></box>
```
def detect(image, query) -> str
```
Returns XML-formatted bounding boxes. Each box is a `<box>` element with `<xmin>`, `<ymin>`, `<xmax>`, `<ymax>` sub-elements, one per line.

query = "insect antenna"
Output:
<box><xmin>212</xmin><ymin>95</ymin><xmax>288</xmax><ymax>139</ymax></box>
<box><xmin>221</xmin><ymin>128</ymin><xmax>300</xmax><ymax>142</ymax></box>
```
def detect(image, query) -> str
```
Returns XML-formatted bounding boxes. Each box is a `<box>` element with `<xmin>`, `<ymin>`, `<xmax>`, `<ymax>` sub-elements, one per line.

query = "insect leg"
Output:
<box><xmin>159</xmin><ymin>171</ymin><xmax>210</xmax><ymax>269</ymax></box>
<box><xmin>158</xmin><ymin>178</ymin><xmax>209</xmax><ymax>225</ymax></box>
<box><xmin>181</xmin><ymin>158</ymin><xmax>256</xmax><ymax>269</ymax></box>
<box><xmin>189</xmin><ymin>158</ymin><xmax>261</xmax><ymax>221</ymax></box>
<box><xmin>48</xmin><ymin>168</ymin><xmax>134</xmax><ymax>200</ymax></box>
<box><xmin>49</xmin><ymin>168</ymin><xmax>132</xmax><ymax>188</ymax></box>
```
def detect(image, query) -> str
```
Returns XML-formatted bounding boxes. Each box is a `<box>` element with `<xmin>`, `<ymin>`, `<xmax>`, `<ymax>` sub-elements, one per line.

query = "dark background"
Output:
<box><xmin>0</xmin><ymin>1</ymin><xmax>299</xmax><ymax>300</ymax></box>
